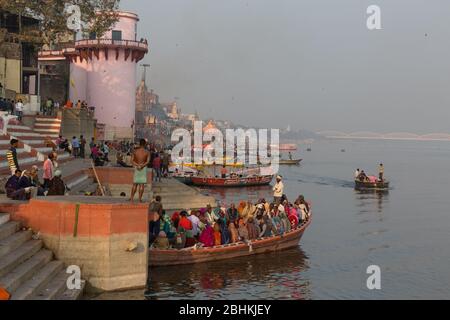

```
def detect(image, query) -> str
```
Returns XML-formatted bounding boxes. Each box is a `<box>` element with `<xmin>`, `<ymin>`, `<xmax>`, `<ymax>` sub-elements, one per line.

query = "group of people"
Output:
<box><xmin>148</xmin><ymin>193</ymin><xmax>311</xmax><ymax>250</ymax></box>
<box><xmin>5</xmin><ymin>147</ymin><xmax>68</xmax><ymax>201</ymax></box>
<box><xmin>55</xmin><ymin>135</ymin><xmax>88</xmax><ymax>159</ymax></box>
<box><xmin>0</xmin><ymin>98</ymin><xmax>24</xmax><ymax>121</ymax></box>
<box><xmin>354</xmin><ymin>163</ymin><xmax>385</xmax><ymax>182</ymax></box>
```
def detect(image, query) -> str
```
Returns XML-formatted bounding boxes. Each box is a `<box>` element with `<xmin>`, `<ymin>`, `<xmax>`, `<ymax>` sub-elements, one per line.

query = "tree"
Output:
<box><xmin>0</xmin><ymin>0</ymin><xmax>120</xmax><ymax>45</ymax></box>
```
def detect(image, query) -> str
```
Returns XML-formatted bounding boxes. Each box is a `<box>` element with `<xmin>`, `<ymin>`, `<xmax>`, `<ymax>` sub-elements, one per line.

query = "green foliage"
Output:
<box><xmin>0</xmin><ymin>0</ymin><xmax>120</xmax><ymax>44</ymax></box>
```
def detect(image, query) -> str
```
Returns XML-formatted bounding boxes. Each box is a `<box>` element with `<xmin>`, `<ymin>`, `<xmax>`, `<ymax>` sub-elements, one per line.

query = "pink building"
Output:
<box><xmin>65</xmin><ymin>11</ymin><xmax>148</xmax><ymax>140</ymax></box>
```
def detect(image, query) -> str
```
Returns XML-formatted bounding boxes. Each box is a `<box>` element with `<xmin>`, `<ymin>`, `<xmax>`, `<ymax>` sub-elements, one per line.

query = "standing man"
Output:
<box><xmin>15</xmin><ymin>99</ymin><xmax>23</xmax><ymax>121</ymax></box>
<box><xmin>273</xmin><ymin>175</ymin><xmax>284</xmax><ymax>205</ymax></box>
<box><xmin>43</xmin><ymin>152</ymin><xmax>55</xmax><ymax>189</ymax></box>
<box><xmin>152</xmin><ymin>153</ymin><xmax>162</xmax><ymax>182</ymax></box>
<box><xmin>378</xmin><ymin>163</ymin><xmax>384</xmax><ymax>181</ymax></box>
<box><xmin>89</xmin><ymin>137</ymin><xmax>95</xmax><ymax>158</ymax></box>
<box><xmin>79</xmin><ymin>135</ymin><xmax>86</xmax><ymax>158</ymax></box>
<box><xmin>6</xmin><ymin>139</ymin><xmax>20</xmax><ymax>175</ymax></box>
<box><xmin>130</xmin><ymin>138</ymin><xmax>150</xmax><ymax>203</ymax></box>
<box><xmin>71</xmin><ymin>136</ymin><xmax>80</xmax><ymax>157</ymax></box>
<box><xmin>354</xmin><ymin>168</ymin><xmax>360</xmax><ymax>179</ymax></box>
<box><xmin>102</xmin><ymin>141</ymin><xmax>110</xmax><ymax>162</ymax></box>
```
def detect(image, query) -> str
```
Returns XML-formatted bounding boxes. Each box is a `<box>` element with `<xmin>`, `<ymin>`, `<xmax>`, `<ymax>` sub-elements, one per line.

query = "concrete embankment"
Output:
<box><xmin>151</xmin><ymin>179</ymin><xmax>217</xmax><ymax>212</ymax></box>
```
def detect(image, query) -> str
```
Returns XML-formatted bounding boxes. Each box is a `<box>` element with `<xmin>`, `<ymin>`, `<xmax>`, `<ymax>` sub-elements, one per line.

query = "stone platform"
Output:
<box><xmin>0</xmin><ymin>196</ymin><xmax>149</xmax><ymax>292</ymax></box>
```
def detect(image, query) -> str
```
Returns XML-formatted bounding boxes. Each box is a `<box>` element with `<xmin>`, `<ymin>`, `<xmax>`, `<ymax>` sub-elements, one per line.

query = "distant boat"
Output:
<box><xmin>278</xmin><ymin>144</ymin><xmax>297</xmax><ymax>151</ymax></box>
<box><xmin>306</xmin><ymin>147</ymin><xmax>312</xmax><ymax>152</ymax></box>
<box><xmin>191</xmin><ymin>175</ymin><xmax>273</xmax><ymax>187</ymax></box>
<box><xmin>279</xmin><ymin>159</ymin><xmax>302</xmax><ymax>165</ymax></box>
<box><xmin>354</xmin><ymin>179</ymin><xmax>389</xmax><ymax>191</ymax></box>
<box><xmin>341</xmin><ymin>149</ymin><xmax>346</xmax><ymax>152</ymax></box>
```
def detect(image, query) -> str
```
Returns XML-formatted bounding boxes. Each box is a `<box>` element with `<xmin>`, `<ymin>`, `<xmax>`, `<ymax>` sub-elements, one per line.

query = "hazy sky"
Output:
<box><xmin>121</xmin><ymin>0</ymin><xmax>450</xmax><ymax>134</ymax></box>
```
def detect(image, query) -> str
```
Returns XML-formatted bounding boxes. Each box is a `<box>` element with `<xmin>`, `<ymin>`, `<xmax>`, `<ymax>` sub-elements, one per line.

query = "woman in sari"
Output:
<box><xmin>199</xmin><ymin>224</ymin><xmax>215</xmax><ymax>247</ymax></box>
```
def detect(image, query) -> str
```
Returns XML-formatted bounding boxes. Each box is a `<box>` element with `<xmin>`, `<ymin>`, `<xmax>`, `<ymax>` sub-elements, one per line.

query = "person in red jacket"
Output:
<box><xmin>152</xmin><ymin>153</ymin><xmax>162</xmax><ymax>182</ymax></box>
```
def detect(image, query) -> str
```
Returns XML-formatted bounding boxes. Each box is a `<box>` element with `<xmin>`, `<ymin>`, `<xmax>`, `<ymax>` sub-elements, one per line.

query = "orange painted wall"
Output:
<box><xmin>0</xmin><ymin>198</ymin><xmax>148</xmax><ymax>237</ymax></box>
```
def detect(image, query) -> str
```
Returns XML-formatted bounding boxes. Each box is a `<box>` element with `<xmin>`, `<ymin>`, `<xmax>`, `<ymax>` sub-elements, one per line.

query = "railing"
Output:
<box><xmin>74</xmin><ymin>39</ymin><xmax>148</xmax><ymax>50</ymax></box>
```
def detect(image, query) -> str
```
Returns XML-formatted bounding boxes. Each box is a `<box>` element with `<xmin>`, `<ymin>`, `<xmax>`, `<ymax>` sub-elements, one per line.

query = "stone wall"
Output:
<box><xmin>0</xmin><ymin>197</ymin><xmax>149</xmax><ymax>292</ymax></box>
<box><xmin>61</xmin><ymin>108</ymin><xmax>97</xmax><ymax>142</ymax></box>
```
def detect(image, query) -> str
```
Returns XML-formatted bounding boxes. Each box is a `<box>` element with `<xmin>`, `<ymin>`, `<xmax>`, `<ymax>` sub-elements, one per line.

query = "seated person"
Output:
<box><xmin>29</xmin><ymin>166</ymin><xmax>45</xmax><ymax>196</ymax></box>
<box><xmin>47</xmin><ymin>170</ymin><xmax>67</xmax><ymax>196</ymax></box>
<box><xmin>116</xmin><ymin>152</ymin><xmax>132</xmax><ymax>167</ymax></box>
<box><xmin>5</xmin><ymin>170</ymin><xmax>32</xmax><ymax>200</ymax></box>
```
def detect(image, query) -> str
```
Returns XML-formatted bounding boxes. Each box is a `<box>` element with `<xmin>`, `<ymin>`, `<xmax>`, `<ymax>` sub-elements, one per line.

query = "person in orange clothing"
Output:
<box><xmin>178</xmin><ymin>211</ymin><xmax>193</xmax><ymax>231</ymax></box>
<box><xmin>213</xmin><ymin>222</ymin><xmax>222</xmax><ymax>246</ymax></box>
<box><xmin>65</xmin><ymin>99</ymin><xmax>73</xmax><ymax>108</ymax></box>
<box><xmin>0</xmin><ymin>287</ymin><xmax>10</xmax><ymax>300</ymax></box>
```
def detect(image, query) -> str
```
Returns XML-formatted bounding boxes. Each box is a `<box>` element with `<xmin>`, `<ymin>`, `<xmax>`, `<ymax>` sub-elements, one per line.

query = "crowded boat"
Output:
<box><xmin>148</xmin><ymin>193</ymin><xmax>311</xmax><ymax>251</ymax></box>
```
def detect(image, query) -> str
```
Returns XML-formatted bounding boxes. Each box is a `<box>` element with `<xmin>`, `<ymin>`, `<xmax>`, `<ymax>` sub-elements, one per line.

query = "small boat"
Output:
<box><xmin>354</xmin><ymin>179</ymin><xmax>389</xmax><ymax>191</ymax></box>
<box><xmin>306</xmin><ymin>148</ymin><xmax>312</xmax><ymax>152</ymax></box>
<box><xmin>341</xmin><ymin>149</ymin><xmax>346</xmax><ymax>152</ymax></box>
<box><xmin>149</xmin><ymin>216</ymin><xmax>312</xmax><ymax>267</ymax></box>
<box><xmin>274</xmin><ymin>143</ymin><xmax>297</xmax><ymax>151</ymax></box>
<box><xmin>279</xmin><ymin>159</ymin><xmax>302</xmax><ymax>165</ymax></box>
<box><xmin>190</xmin><ymin>175</ymin><xmax>273</xmax><ymax>187</ymax></box>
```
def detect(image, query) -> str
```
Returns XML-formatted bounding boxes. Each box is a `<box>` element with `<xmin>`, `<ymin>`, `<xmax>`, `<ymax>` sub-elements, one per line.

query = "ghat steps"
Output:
<box><xmin>0</xmin><ymin>213</ymin><xmax>85</xmax><ymax>300</ymax></box>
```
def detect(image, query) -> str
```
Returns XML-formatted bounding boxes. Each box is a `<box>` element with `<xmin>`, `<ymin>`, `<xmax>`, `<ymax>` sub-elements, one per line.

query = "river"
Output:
<box><xmin>91</xmin><ymin>139</ymin><xmax>450</xmax><ymax>299</ymax></box>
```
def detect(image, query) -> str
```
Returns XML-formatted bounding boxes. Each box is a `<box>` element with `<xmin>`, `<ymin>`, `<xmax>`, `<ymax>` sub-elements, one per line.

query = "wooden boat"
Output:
<box><xmin>191</xmin><ymin>175</ymin><xmax>273</xmax><ymax>187</ymax></box>
<box><xmin>354</xmin><ymin>179</ymin><xmax>389</xmax><ymax>190</ymax></box>
<box><xmin>279</xmin><ymin>143</ymin><xmax>297</xmax><ymax>151</ymax></box>
<box><xmin>149</xmin><ymin>216</ymin><xmax>312</xmax><ymax>267</ymax></box>
<box><xmin>279</xmin><ymin>159</ymin><xmax>302</xmax><ymax>165</ymax></box>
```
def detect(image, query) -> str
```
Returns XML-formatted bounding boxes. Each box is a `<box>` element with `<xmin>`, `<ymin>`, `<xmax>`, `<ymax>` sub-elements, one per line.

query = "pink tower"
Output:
<box><xmin>65</xmin><ymin>11</ymin><xmax>148</xmax><ymax>140</ymax></box>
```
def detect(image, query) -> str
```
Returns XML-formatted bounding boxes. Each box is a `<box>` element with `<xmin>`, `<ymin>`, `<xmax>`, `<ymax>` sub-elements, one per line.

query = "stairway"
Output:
<box><xmin>7</xmin><ymin>123</ymin><xmax>70</xmax><ymax>162</ymax></box>
<box><xmin>0</xmin><ymin>213</ymin><xmax>85</xmax><ymax>300</ymax></box>
<box><xmin>33</xmin><ymin>116</ymin><xmax>62</xmax><ymax>140</ymax></box>
<box><xmin>152</xmin><ymin>179</ymin><xmax>218</xmax><ymax>211</ymax></box>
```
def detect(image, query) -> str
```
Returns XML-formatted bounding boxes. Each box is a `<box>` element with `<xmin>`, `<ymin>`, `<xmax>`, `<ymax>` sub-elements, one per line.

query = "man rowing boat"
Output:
<box><xmin>130</xmin><ymin>139</ymin><xmax>150</xmax><ymax>203</ymax></box>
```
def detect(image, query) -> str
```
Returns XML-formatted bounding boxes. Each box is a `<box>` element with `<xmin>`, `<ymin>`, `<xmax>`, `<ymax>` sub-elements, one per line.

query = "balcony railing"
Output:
<box><xmin>74</xmin><ymin>39</ymin><xmax>148</xmax><ymax>51</ymax></box>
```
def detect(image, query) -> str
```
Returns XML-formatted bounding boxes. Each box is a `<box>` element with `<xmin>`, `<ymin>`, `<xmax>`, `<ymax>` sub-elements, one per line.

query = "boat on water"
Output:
<box><xmin>354</xmin><ymin>179</ymin><xmax>389</xmax><ymax>191</ymax></box>
<box><xmin>279</xmin><ymin>159</ymin><xmax>302</xmax><ymax>165</ymax></box>
<box><xmin>149</xmin><ymin>216</ymin><xmax>312</xmax><ymax>267</ymax></box>
<box><xmin>191</xmin><ymin>174</ymin><xmax>273</xmax><ymax>187</ymax></box>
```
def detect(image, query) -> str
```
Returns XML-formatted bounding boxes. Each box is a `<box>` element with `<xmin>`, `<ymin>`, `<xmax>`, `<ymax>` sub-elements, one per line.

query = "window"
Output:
<box><xmin>89</xmin><ymin>32</ymin><xmax>97</xmax><ymax>40</ymax></box>
<box><xmin>112</xmin><ymin>30</ymin><xmax>122</xmax><ymax>41</ymax></box>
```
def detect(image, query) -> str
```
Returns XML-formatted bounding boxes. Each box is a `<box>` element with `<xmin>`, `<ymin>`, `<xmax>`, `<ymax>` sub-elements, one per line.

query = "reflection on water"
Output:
<box><xmin>145</xmin><ymin>247</ymin><xmax>311</xmax><ymax>300</ymax></box>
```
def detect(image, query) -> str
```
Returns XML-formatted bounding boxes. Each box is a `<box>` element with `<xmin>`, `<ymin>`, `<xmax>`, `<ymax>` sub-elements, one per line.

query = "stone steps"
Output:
<box><xmin>0</xmin><ymin>230</ymin><xmax>32</xmax><ymax>257</ymax></box>
<box><xmin>0</xmin><ymin>239</ymin><xmax>43</xmax><ymax>279</ymax></box>
<box><xmin>0</xmin><ymin>220</ymin><xmax>21</xmax><ymax>241</ymax></box>
<box><xmin>0</xmin><ymin>213</ymin><xmax>85</xmax><ymax>300</ymax></box>
<box><xmin>0</xmin><ymin>249</ymin><xmax>52</xmax><ymax>293</ymax></box>
<box><xmin>11</xmin><ymin>260</ymin><xmax>64</xmax><ymax>300</ymax></box>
